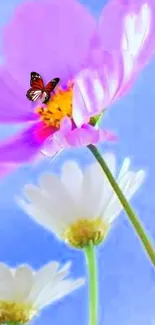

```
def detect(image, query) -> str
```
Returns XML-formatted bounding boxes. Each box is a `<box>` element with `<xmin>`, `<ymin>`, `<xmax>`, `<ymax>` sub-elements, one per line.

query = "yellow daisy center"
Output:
<box><xmin>0</xmin><ymin>301</ymin><xmax>37</xmax><ymax>324</ymax></box>
<box><xmin>63</xmin><ymin>218</ymin><xmax>109</xmax><ymax>248</ymax></box>
<box><xmin>36</xmin><ymin>85</ymin><xmax>73</xmax><ymax>128</ymax></box>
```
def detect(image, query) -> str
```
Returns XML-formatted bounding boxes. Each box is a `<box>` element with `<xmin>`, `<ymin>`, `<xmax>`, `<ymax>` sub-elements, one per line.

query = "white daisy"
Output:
<box><xmin>0</xmin><ymin>262</ymin><xmax>84</xmax><ymax>323</ymax></box>
<box><xmin>18</xmin><ymin>153</ymin><xmax>145</xmax><ymax>248</ymax></box>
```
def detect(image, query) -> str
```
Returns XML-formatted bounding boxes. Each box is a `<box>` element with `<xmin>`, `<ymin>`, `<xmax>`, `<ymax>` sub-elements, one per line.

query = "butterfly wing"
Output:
<box><xmin>26</xmin><ymin>88</ymin><xmax>42</xmax><ymax>102</ymax></box>
<box><xmin>42</xmin><ymin>78</ymin><xmax>60</xmax><ymax>104</ymax></box>
<box><xmin>30</xmin><ymin>72</ymin><xmax>44</xmax><ymax>88</ymax></box>
<box><xmin>26</xmin><ymin>72</ymin><xmax>44</xmax><ymax>102</ymax></box>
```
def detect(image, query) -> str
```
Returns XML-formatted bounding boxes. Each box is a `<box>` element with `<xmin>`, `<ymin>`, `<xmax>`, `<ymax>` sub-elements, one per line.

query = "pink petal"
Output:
<box><xmin>72</xmin><ymin>50</ymin><xmax>125</xmax><ymax>123</ymax></box>
<box><xmin>65</xmin><ymin>124</ymin><xmax>99</xmax><ymax>146</ymax></box>
<box><xmin>42</xmin><ymin>123</ymin><xmax>116</xmax><ymax>158</ymax></box>
<box><xmin>66</xmin><ymin>124</ymin><xmax>116</xmax><ymax>147</ymax></box>
<box><xmin>99</xmin><ymin>0</ymin><xmax>155</xmax><ymax>68</ymax></box>
<box><xmin>0</xmin><ymin>67</ymin><xmax>38</xmax><ymax>123</ymax></box>
<box><xmin>73</xmin><ymin>69</ymin><xmax>106</xmax><ymax>126</ymax></box>
<box><xmin>0</xmin><ymin>123</ymin><xmax>47</xmax><ymax>163</ymax></box>
<box><xmin>3</xmin><ymin>0</ymin><xmax>96</xmax><ymax>89</ymax></box>
<box><xmin>112</xmin><ymin>50</ymin><xmax>135</xmax><ymax>100</ymax></box>
<box><xmin>0</xmin><ymin>165</ymin><xmax>17</xmax><ymax>179</ymax></box>
<box><xmin>121</xmin><ymin>2</ymin><xmax>155</xmax><ymax>67</ymax></box>
<box><xmin>98</xmin><ymin>0</ymin><xmax>126</xmax><ymax>53</ymax></box>
<box><xmin>59</xmin><ymin>116</ymin><xmax>72</xmax><ymax>133</ymax></box>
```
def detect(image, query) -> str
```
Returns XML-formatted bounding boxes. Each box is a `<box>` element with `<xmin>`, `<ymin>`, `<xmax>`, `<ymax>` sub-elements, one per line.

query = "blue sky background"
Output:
<box><xmin>0</xmin><ymin>0</ymin><xmax>155</xmax><ymax>325</ymax></box>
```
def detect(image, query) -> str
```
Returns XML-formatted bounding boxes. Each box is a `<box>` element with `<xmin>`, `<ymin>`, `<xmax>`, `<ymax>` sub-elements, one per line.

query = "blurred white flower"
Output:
<box><xmin>18</xmin><ymin>153</ymin><xmax>145</xmax><ymax>248</ymax></box>
<box><xmin>0</xmin><ymin>262</ymin><xmax>84</xmax><ymax>323</ymax></box>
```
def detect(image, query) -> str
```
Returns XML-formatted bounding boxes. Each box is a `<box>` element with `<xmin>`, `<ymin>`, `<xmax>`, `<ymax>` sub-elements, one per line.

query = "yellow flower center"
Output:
<box><xmin>36</xmin><ymin>85</ymin><xmax>73</xmax><ymax>128</ymax></box>
<box><xmin>63</xmin><ymin>218</ymin><xmax>109</xmax><ymax>248</ymax></box>
<box><xmin>0</xmin><ymin>301</ymin><xmax>37</xmax><ymax>324</ymax></box>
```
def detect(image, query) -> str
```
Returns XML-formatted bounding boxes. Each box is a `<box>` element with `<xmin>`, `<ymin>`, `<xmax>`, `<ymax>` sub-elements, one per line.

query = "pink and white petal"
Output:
<box><xmin>41</xmin><ymin>122</ymin><xmax>116</xmax><ymax>158</ymax></box>
<box><xmin>0</xmin><ymin>164</ymin><xmax>18</xmax><ymax>179</ymax></box>
<box><xmin>59</xmin><ymin>116</ymin><xmax>73</xmax><ymax>133</ymax></box>
<box><xmin>98</xmin><ymin>0</ymin><xmax>126</xmax><ymax>53</ymax></box>
<box><xmin>0</xmin><ymin>123</ymin><xmax>46</xmax><ymax>163</ymax></box>
<box><xmin>137</xmin><ymin>1</ymin><xmax>155</xmax><ymax>67</ymax></box>
<box><xmin>73</xmin><ymin>69</ymin><xmax>106</xmax><ymax>126</ymax></box>
<box><xmin>97</xmin><ymin>51</ymin><xmax>124</xmax><ymax>104</ymax></box>
<box><xmin>41</xmin><ymin>135</ymin><xmax>66</xmax><ymax>159</ymax></box>
<box><xmin>0</xmin><ymin>67</ymin><xmax>38</xmax><ymax>123</ymax></box>
<box><xmin>99</xmin><ymin>0</ymin><xmax>155</xmax><ymax>69</ymax></box>
<box><xmin>64</xmin><ymin>124</ymin><xmax>116</xmax><ymax>147</ymax></box>
<box><xmin>66</xmin><ymin>124</ymin><xmax>99</xmax><ymax>147</ymax></box>
<box><xmin>122</xmin><ymin>2</ymin><xmax>155</xmax><ymax>67</ymax></box>
<box><xmin>113</xmin><ymin>50</ymin><xmax>135</xmax><ymax>99</ymax></box>
<box><xmin>3</xmin><ymin>0</ymin><xmax>96</xmax><ymax>89</ymax></box>
<box><xmin>97</xmin><ymin>128</ymin><xmax>118</xmax><ymax>143</ymax></box>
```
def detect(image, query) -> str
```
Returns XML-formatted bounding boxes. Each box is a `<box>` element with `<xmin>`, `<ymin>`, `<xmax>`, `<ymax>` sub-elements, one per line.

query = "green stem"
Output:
<box><xmin>84</xmin><ymin>243</ymin><xmax>98</xmax><ymax>325</ymax></box>
<box><xmin>88</xmin><ymin>144</ymin><xmax>155</xmax><ymax>267</ymax></box>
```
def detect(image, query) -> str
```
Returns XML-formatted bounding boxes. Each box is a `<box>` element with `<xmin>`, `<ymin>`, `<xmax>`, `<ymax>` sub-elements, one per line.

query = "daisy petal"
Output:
<box><xmin>39</xmin><ymin>174</ymin><xmax>76</xmax><ymax>223</ymax></box>
<box><xmin>28</xmin><ymin>262</ymin><xmax>60</xmax><ymax>303</ymax></box>
<box><xmin>18</xmin><ymin>198</ymin><xmax>63</xmax><ymax>235</ymax></box>
<box><xmin>13</xmin><ymin>266</ymin><xmax>34</xmax><ymax>302</ymax></box>
<box><xmin>80</xmin><ymin>162</ymin><xmax>106</xmax><ymax>218</ymax></box>
<box><xmin>35</xmin><ymin>278</ymin><xmax>85</xmax><ymax>308</ymax></box>
<box><xmin>61</xmin><ymin>161</ymin><xmax>83</xmax><ymax>201</ymax></box>
<box><xmin>117</xmin><ymin>157</ymin><xmax>131</xmax><ymax>180</ymax></box>
<box><xmin>0</xmin><ymin>263</ymin><xmax>14</xmax><ymax>300</ymax></box>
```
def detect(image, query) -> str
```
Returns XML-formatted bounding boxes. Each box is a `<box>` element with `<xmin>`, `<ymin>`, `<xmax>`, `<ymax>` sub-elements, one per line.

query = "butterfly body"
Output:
<box><xmin>26</xmin><ymin>72</ymin><xmax>60</xmax><ymax>104</ymax></box>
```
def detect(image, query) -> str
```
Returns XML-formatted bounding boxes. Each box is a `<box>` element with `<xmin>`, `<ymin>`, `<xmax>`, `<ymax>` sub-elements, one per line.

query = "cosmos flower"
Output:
<box><xmin>0</xmin><ymin>261</ymin><xmax>84</xmax><ymax>324</ymax></box>
<box><xmin>73</xmin><ymin>1</ymin><xmax>155</xmax><ymax>125</ymax></box>
<box><xmin>0</xmin><ymin>0</ymin><xmax>116</xmax><ymax>169</ymax></box>
<box><xmin>0</xmin><ymin>0</ymin><xmax>154</xmax><ymax>169</ymax></box>
<box><xmin>18</xmin><ymin>153</ymin><xmax>145</xmax><ymax>248</ymax></box>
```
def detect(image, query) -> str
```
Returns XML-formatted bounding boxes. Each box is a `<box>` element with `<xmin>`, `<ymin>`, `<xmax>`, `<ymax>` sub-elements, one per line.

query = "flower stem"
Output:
<box><xmin>84</xmin><ymin>243</ymin><xmax>98</xmax><ymax>325</ymax></box>
<box><xmin>88</xmin><ymin>144</ymin><xmax>155</xmax><ymax>266</ymax></box>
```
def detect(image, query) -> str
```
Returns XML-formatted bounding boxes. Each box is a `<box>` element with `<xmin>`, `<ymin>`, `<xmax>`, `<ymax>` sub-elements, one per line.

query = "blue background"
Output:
<box><xmin>0</xmin><ymin>0</ymin><xmax>155</xmax><ymax>325</ymax></box>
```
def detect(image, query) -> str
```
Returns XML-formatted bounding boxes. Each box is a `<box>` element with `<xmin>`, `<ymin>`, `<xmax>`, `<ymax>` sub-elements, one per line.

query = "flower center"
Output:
<box><xmin>0</xmin><ymin>301</ymin><xmax>37</xmax><ymax>324</ymax></box>
<box><xmin>36</xmin><ymin>85</ymin><xmax>73</xmax><ymax>128</ymax></box>
<box><xmin>63</xmin><ymin>218</ymin><xmax>109</xmax><ymax>248</ymax></box>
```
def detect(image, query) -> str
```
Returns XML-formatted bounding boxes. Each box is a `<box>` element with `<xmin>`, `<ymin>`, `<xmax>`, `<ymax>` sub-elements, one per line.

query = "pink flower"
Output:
<box><xmin>73</xmin><ymin>0</ymin><xmax>155</xmax><ymax>125</ymax></box>
<box><xmin>0</xmin><ymin>0</ymin><xmax>154</xmax><ymax>168</ymax></box>
<box><xmin>0</xmin><ymin>0</ymin><xmax>118</xmax><ymax>167</ymax></box>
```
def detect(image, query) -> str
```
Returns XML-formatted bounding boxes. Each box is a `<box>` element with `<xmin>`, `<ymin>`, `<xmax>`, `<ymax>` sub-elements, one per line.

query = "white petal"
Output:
<box><xmin>102</xmin><ymin>172</ymin><xmax>135</xmax><ymax>223</ymax></box>
<box><xmin>24</xmin><ymin>180</ymin><xmax>75</xmax><ymax>235</ymax></box>
<box><xmin>13</xmin><ymin>266</ymin><xmax>34</xmax><ymax>302</ymax></box>
<box><xmin>117</xmin><ymin>158</ymin><xmax>130</xmax><ymax>180</ymax></box>
<box><xmin>18</xmin><ymin>199</ymin><xmax>63</xmax><ymax>235</ymax></box>
<box><xmin>58</xmin><ymin>261</ymin><xmax>72</xmax><ymax>275</ymax></box>
<box><xmin>0</xmin><ymin>263</ymin><xmax>14</xmax><ymax>300</ymax></box>
<box><xmin>39</xmin><ymin>174</ymin><xmax>76</xmax><ymax>226</ymax></box>
<box><xmin>79</xmin><ymin>153</ymin><xmax>116</xmax><ymax>219</ymax></box>
<box><xmin>27</xmin><ymin>262</ymin><xmax>60</xmax><ymax>303</ymax></box>
<box><xmin>35</xmin><ymin>278</ymin><xmax>85</xmax><ymax>308</ymax></box>
<box><xmin>124</xmin><ymin>170</ymin><xmax>145</xmax><ymax>198</ymax></box>
<box><xmin>49</xmin><ymin>278</ymin><xmax>85</xmax><ymax>303</ymax></box>
<box><xmin>80</xmin><ymin>162</ymin><xmax>106</xmax><ymax>218</ymax></box>
<box><xmin>24</xmin><ymin>184</ymin><xmax>53</xmax><ymax>215</ymax></box>
<box><xmin>30</xmin><ymin>268</ymin><xmax>71</xmax><ymax>307</ymax></box>
<box><xmin>102</xmin><ymin>153</ymin><xmax>116</xmax><ymax>176</ymax></box>
<box><xmin>96</xmin><ymin>153</ymin><xmax>117</xmax><ymax>216</ymax></box>
<box><xmin>61</xmin><ymin>161</ymin><xmax>83</xmax><ymax>202</ymax></box>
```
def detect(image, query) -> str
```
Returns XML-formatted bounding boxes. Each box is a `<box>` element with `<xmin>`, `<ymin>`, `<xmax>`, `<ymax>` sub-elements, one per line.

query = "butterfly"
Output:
<box><xmin>26</xmin><ymin>72</ymin><xmax>60</xmax><ymax>104</ymax></box>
